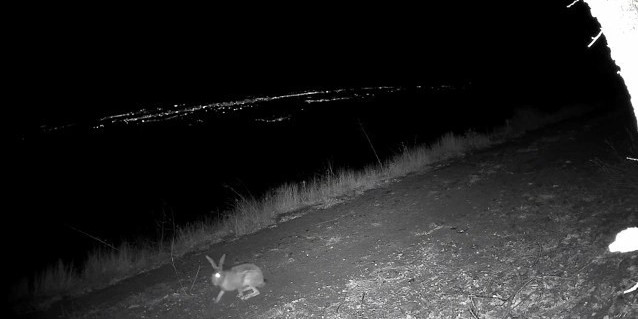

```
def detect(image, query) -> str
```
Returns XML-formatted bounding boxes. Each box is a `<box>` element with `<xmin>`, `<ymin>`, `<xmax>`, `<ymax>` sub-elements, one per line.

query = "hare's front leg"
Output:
<box><xmin>215</xmin><ymin>290</ymin><xmax>225</xmax><ymax>303</ymax></box>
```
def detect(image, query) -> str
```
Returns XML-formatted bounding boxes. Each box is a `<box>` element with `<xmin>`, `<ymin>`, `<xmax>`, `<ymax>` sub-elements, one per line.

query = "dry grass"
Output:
<box><xmin>14</xmin><ymin>104</ymin><xmax>596</xmax><ymax>310</ymax></box>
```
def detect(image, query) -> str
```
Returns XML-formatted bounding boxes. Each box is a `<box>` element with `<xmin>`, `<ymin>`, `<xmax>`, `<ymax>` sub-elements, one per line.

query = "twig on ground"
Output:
<box><xmin>313</xmin><ymin>210</ymin><xmax>357</xmax><ymax>227</ymax></box>
<box><xmin>469</xmin><ymin>294</ymin><xmax>508</xmax><ymax>302</ymax></box>
<box><xmin>530</xmin><ymin>242</ymin><xmax>543</xmax><ymax>268</ymax></box>
<box><xmin>502</xmin><ymin>277</ymin><xmax>536</xmax><ymax>319</ymax></box>
<box><xmin>190</xmin><ymin>265</ymin><xmax>200</xmax><ymax>292</ymax></box>
<box><xmin>468</xmin><ymin>296</ymin><xmax>481</xmax><ymax>319</ymax></box>
<box><xmin>469</xmin><ymin>307</ymin><xmax>480</xmax><ymax>319</ymax></box>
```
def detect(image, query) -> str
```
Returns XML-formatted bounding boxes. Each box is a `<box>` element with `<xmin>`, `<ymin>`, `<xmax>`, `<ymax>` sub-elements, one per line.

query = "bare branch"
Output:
<box><xmin>66</xmin><ymin>223</ymin><xmax>119</xmax><ymax>251</ymax></box>
<box><xmin>566</xmin><ymin>0</ymin><xmax>580</xmax><ymax>8</ymax></box>
<box><xmin>190</xmin><ymin>265</ymin><xmax>201</xmax><ymax>292</ymax></box>
<box><xmin>587</xmin><ymin>29</ymin><xmax>603</xmax><ymax>48</ymax></box>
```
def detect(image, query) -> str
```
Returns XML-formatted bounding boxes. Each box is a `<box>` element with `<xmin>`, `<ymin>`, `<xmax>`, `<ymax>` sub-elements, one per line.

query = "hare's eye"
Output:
<box><xmin>214</xmin><ymin>273</ymin><xmax>221</xmax><ymax>278</ymax></box>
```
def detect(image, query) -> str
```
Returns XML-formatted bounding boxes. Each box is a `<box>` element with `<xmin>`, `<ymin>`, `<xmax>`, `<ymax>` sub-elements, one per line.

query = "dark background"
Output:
<box><xmin>7</xmin><ymin>1</ymin><xmax>618</xmax><ymax>129</ymax></box>
<box><xmin>5</xmin><ymin>1</ymin><xmax>630</xmax><ymax>286</ymax></box>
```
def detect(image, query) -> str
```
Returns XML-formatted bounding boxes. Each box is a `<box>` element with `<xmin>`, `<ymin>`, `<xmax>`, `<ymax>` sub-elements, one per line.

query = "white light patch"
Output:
<box><xmin>609</xmin><ymin>227</ymin><xmax>638</xmax><ymax>253</ymax></box>
<box><xmin>607</xmin><ymin>227</ymin><xmax>638</xmax><ymax>294</ymax></box>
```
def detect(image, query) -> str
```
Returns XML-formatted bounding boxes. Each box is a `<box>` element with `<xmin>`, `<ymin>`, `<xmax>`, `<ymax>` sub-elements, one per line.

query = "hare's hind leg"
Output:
<box><xmin>239</xmin><ymin>286</ymin><xmax>260</xmax><ymax>300</ymax></box>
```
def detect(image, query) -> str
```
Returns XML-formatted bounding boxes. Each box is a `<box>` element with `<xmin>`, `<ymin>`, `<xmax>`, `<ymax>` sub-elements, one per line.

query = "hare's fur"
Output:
<box><xmin>206</xmin><ymin>254</ymin><xmax>265</xmax><ymax>303</ymax></box>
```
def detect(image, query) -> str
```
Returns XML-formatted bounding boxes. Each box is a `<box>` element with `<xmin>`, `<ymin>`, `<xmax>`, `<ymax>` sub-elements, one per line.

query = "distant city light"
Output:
<box><xmin>37</xmin><ymin>84</ymin><xmax>464</xmax><ymax>132</ymax></box>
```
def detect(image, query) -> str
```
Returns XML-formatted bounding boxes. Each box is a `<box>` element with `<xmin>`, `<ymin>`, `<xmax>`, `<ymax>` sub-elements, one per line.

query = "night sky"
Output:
<box><xmin>8</xmin><ymin>1</ymin><xmax>620</xmax><ymax>132</ymax></box>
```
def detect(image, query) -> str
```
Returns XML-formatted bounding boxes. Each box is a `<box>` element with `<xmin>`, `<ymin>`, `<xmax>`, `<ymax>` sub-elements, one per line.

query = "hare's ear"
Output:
<box><xmin>219</xmin><ymin>254</ymin><xmax>226</xmax><ymax>268</ymax></box>
<box><xmin>206</xmin><ymin>255</ymin><xmax>219</xmax><ymax>269</ymax></box>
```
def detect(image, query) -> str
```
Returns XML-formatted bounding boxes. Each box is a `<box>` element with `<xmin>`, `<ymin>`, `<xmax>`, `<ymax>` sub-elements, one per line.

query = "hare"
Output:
<box><xmin>205</xmin><ymin>254</ymin><xmax>265</xmax><ymax>303</ymax></box>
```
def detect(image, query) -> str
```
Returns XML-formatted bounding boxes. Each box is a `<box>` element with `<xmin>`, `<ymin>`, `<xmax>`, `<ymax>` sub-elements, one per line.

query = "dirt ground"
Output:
<box><xmin>21</xmin><ymin>110</ymin><xmax>638</xmax><ymax>318</ymax></box>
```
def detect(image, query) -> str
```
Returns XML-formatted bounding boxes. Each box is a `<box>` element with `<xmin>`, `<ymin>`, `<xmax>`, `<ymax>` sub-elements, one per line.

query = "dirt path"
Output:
<box><xmin>26</xmin><ymin>110</ymin><xmax>638</xmax><ymax>318</ymax></box>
